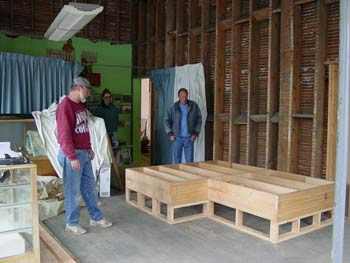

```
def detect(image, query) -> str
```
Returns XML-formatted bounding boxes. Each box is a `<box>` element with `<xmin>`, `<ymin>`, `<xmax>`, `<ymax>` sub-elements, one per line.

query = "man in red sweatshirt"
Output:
<box><xmin>56</xmin><ymin>76</ymin><xmax>112</xmax><ymax>234</ymax></box>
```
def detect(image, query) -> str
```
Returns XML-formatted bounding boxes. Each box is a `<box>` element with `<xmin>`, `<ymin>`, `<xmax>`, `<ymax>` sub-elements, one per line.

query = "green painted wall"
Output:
<box><xmin>132</xmin><ymin>78</ymin><xmax>141</xmax><ymax>162</ymax></box>
<box><xmin>0</xmin><ymin>34</ymin><xmax>133</xmax><ymax>144</ymax></box>
<box><xmin>0</xmin><ymin>34</ymin><xmax>131</xmax><ymax>94</ymax></box>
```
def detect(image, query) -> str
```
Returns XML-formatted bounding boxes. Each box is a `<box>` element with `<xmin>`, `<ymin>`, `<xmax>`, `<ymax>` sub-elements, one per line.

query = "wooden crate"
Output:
<box><xmin>125</xmin><ymin>161</ymin><xmax>334</xmax><ymax>243</ymax></box>
<box><xmin>205</xmin><ymin>161</ymin><xmax>334</xmax><ymax>243</ymax></box>
<box><xmin>125</xmin><ymin>166</ymin><xmax>208</xmax><ymax>224</ymax></box>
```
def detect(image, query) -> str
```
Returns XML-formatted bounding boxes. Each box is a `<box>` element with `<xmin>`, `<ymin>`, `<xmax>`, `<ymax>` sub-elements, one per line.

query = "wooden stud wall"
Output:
<box><xmin>133</xmin><ymin>0</ymin><xmax>339</xmax><ymax>178</ymax></box>
<box><xmin>278</xmin><ymin>0</ymin><xmax>339</xmax><ymax>178</ymax></box>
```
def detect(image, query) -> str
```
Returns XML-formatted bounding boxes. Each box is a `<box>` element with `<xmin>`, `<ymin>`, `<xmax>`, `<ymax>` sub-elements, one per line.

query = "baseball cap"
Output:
<box><xmin>73</xmin><ymin>76</ymin><xmax>92</xmax><ymax>90</ymax></box>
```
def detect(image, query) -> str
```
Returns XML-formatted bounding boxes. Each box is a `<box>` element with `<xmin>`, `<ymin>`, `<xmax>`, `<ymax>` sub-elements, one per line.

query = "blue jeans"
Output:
<box><xmin>58</xmin><ymin>149</ymin><xmax>103</xmax><ymax>226</ymax></box>
<box><xmin>173</xmin><ymin>136</ymin><xmax>194</xmax><ymax>164</ymax></box>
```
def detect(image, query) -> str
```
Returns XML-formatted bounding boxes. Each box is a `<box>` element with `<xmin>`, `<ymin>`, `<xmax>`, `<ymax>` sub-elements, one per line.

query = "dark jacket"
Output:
<box><xmin>164</xmin><ymin>100</ymin><xmax>202</xmax><ymax>137</ymax></box>
<box><xmin>95</xmin><ymin>104</ymin><xmax>119</xmax><ymax>135</ymax></box>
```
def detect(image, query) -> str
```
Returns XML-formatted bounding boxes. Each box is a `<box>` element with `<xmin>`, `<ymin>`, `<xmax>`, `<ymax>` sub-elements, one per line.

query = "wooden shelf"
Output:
<box><xmin>0</xmin><ymin>119</ymin><xmax>34</xmax><ymax>123</ymax></box>
<box><xmin>215</xmin><ymin>113</ymin><xmax>230</xmax><ymax>121</ymax></box>
<box><xmin>250</xmin><ymin>114</ymin><xmax>267</xmax><ymax>123</ymax></box>
<box><xmin>271</xmin><ymin>112</ymin><xmax>279</xmax><ymax>123</ymax></box>
<box><xmin>292</xmin><ymin>113</ymin><xmax>314</xmax><ymax>119</ymax></box>
<box><xmin>234</xmin><ymin>114</ymin><xmax>248</xmax><ymax>125</ymax></box>
<box><xmin>234</xmin><ymin>17</ymin><xmax>250</xmax><ymax>25</ymax></box>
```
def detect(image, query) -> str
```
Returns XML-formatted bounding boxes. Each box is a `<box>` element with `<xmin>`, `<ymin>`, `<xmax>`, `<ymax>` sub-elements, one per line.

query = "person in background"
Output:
<box><xmin>56</xmin><ymin>76</ymin><xmax>112</xmax><ymax>235</ymax></box>
<box><xmin>164</xmin><ymin>88</ymin><xmax>202</xmax><ymax>163</ymax></box>
<box><xmin>95</xmin><ymin>88</ymin><xmax>119</xmax><ymax>146</ymax></box>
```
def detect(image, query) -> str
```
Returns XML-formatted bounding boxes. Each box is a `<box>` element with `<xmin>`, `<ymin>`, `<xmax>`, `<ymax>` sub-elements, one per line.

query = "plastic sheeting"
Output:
<box><xmin>174</xmin><ymin>63</ymin><xmax>207</xmax><ymax>162</ymax></box>
<box><xmin>32</xmin><ymin>97</ymin><xmax>112</xmax><ymax>179</ymax></box>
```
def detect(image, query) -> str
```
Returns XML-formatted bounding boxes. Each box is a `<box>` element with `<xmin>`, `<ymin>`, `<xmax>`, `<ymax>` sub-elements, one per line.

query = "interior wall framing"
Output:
<box><xmin>133</xmin><ymin>0</ymin><xmax>339</xmax><ymax>178</ymax></box>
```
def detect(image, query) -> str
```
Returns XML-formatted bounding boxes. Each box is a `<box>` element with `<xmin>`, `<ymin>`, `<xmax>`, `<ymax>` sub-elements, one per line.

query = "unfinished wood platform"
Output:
<box><xmin>125</xmin><ymin>160</ymin><xmax>334</xmax><ymax>243</ymax></box>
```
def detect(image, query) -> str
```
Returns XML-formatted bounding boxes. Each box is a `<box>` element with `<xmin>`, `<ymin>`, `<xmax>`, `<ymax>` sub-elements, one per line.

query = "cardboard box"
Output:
<box><xmin>99</xmin><ymin>164</ymin><xmax>111</xmax><ymax>197</ymax></box>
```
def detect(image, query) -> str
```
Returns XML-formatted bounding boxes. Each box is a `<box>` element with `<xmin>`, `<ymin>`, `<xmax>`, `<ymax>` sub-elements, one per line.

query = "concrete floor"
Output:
<box><xmin>44</xmin><ymin>193</ymin><xmax>350</xmax><ymax>263</ymax></box>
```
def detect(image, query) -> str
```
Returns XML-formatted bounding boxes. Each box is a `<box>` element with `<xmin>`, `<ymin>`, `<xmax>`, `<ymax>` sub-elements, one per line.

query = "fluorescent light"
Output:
<box><xmin>44</xmin><ymin>2</ymin><xmax>103</xmax><ymax>41</ymax></box>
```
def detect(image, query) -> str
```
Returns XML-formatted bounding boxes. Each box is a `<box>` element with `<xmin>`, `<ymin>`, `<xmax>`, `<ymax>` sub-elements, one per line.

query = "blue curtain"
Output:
<box><xmin>149</xmin><ymin>67</ymin><xmax>175</xmax><ymax>165</ymax></box>
<box><xmin>0</xmin><ymin>52</ymin><xmax>83</xmax><ymax>114</ymax></box>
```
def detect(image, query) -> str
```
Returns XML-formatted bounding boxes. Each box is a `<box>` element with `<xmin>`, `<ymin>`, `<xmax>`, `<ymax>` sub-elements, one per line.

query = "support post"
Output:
<box><xmin>331</xmin><ymin>0</ymin><xmax>350</xmax><ymax>261</ymax></box>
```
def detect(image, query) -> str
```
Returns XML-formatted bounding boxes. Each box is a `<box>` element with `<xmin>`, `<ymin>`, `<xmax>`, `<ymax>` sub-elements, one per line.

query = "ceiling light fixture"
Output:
<box><xmin>44</xmin><ymin>2</ymin><xmax>103</xmax><ymax>41</ymax></box>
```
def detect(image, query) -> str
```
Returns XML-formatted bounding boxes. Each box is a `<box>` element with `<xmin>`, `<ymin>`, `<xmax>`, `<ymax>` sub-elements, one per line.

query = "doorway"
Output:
<box><xmin>140</xmin><ymin>78</ymin><xmax>152</xmax><ymax>165</ymax></box>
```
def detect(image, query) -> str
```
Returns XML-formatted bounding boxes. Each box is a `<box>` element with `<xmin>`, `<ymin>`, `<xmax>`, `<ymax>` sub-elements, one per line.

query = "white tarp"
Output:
<box><xmin>173</xmin><ymin>63</ymin><xmax>207</xmax><ymax>162</ymax></box>
<box><xmin>32</xmin><ymin>97</ymin><xmax>112</xmax><ymax>179</ymax></box>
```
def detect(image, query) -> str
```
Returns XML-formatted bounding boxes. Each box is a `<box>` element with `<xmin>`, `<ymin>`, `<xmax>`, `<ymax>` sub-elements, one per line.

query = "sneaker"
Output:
<box><xmin>65</xmin><ymin>224</ymin><xmax>87</xmax><ymax>235</ymax></box>
<box><xmin>89</xmin><ymin>218</ymin><xmax>112</xmax><ymax>228</ymax></box>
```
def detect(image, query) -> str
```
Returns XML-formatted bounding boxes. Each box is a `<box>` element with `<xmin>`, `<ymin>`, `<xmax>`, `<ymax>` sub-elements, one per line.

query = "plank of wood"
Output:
<box><xmin>277</xmin><ymin>185</ymin><xmax>334</xmax><ymax>222</ymax></box>
<box><xmin>156</xmin><ymin>166</ymin><xmax>205</xmax><ymax>180</ymax></box>
<box><xmin>208</xmin><ymin>179</ymin><xmax>278</xmax><ymax>220</ymax></box>
<box><xmin>277</xmin><ymin>0</ymin><xmax>293</xmax><ymax>172</ymax></box>
<box><xmin>39</xmin><ymin>223</ymin><xmax>77</xmax><ymax>263</ymax></box>
<box><xmin>107</xmin><ymin>139</ymin><xmax>124</xmax><ymax>191</ymax></box>
<box><xmin>326</xmin><ymin>63</ymin><xmax>338</xmax><ymax>181</ymax></box>
<box><xmin>143</xmin><ymin>167</ymin><xmax>189</xmax><ymax>182</ymax></box>
<box><xmin>266</xmin><ymin>6</ymin><xmax>280</xmax><ymax>169</ymax></box>
<box><xmin>311</xmin><ymin>0</ymin><xmax>327</xmax><ymax>178</ymax></box>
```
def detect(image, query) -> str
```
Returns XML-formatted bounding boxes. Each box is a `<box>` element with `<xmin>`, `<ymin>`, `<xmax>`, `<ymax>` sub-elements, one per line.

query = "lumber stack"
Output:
<box><xmin>125</xmin><ymin>160</ymin><xmax>334</xmax><ymax>243</ymax></box>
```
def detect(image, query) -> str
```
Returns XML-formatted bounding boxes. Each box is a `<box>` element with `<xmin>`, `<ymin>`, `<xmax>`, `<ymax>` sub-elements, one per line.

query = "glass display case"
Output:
<box><xmin>0</xmin><ymin>164</ymin><xmax>40</xmax><ymax>262</ymax></box>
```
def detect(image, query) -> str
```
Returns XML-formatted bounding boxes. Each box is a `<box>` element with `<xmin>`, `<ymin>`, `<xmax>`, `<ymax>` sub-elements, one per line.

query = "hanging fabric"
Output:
<box><xmin>150</xmin><ymin>63</ymin><xmax>206</xmax><ymax>165</ymax></box>
<box><xmin>32</xmin><ymin>100</ymin><xmax>112</xmax><ymax>180</ymax></box>
<box><xmin>173</xmin><ymin>63</ymin><xmax>207</xmax><ymax>162</ymax></box>
<box><xmin>0</xmin><ymin>52</ymin><xmax>82</xmax><ymax>114</ymax></box>
<box><xmin>149</xmin><ymin>67</ymin><xmax>176</xmax><ymax>165</ymax></box>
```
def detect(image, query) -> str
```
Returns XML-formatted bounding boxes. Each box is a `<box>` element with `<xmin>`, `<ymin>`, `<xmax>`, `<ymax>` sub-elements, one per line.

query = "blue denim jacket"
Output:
<box><xmin>164</xmin><ymin>100</ymin><xmax>202</xmax><ymax>137</ymax></box>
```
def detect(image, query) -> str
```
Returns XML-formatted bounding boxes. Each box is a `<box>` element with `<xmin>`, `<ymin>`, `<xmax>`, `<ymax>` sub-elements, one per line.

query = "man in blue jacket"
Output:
<box><xmin>164</xmin><ymin>88</ymin><xmax>202</xmax><ymax>163</ymax></box>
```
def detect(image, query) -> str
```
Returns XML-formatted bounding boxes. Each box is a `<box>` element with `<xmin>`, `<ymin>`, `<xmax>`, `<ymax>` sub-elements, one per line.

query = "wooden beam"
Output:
<box><xmin>252</xmin><ymin>7</ymin><xmax>270</xmax><ymax>21</ymax></box>
<box><xmin>188</xmin><ymin>0</ymin><xmax>198</xmax><ymax>64</ymax></box>
<box><xmin>175</xmin><ymin>0</ymin><xmax>186</xmax><ymax>65</ymax></box>
<box><xmin>311</xmin><ymin>0</ymin><xmax>327</xmax><ymax>178</ymax></box>
<box><xmin>326</xmin><ymin>63</ymin><xmax>338</xmax><ymax>181</ymax></box>
<box><xmin>155</xmin><ymin>0</ymin><xmax>165</xmax><ymax>68</ymax></box>
<box><xmin>234</xmin><ymin>17</ymin><xmax>250</xmax><ymax>24</ymax></box>
<box><xmin>213</xmin><ymin>1</ymin><xmax>225</xmax><ymax>160</ymax></box>
<box><xmin>250</xmin><ymin>114</ymin><xmax>268</xmax><ymax>123</ymax></box>
<box><xmin>292</xmin><ymin>113</ymin><xmax>314</xmax><ymax>119</ymax></box>
<box><xmin>230</xmin><ymin>0</ymin><xmax>241</xmax><ymax>163</ymax></box>
<box><xmin>39</xmin><ymin>223</ymin><xmax>78</xmax><ymax>263</ymax></box>
<box><xmin>146</xmin><ymin>0</ymin><xmax>156</xmax><ymax>69</ymax></box>
<box><xmin>290</xmin><ymin>5</ymin><xmax>302</xmax><ymax>174</ymax></box>
<box><xmin>247</xmin><ymin>2</ymin><xmax>258</xmax><ymax>166</ymax></box>
<box><xmin>324</xmin><ymin>0</ymin><xmax>339</xmax><ymax>4</ymax></box>
<box><xmin>218</xmin><ymin>18</ymin><xmax>232</xmax><ymax>31</ymax></box>
<box><xmin>201</xmin><ymin>0</ymin><xmax>212</xmax><ymax>160</ymax></box>
<box><xmin>115</xmin><ymin>0</ymin><xmax>120</xmax><ymax>41</ymax></box>
<box><xmin>278</xmin><ymin>0</ymin><xmax>292</xmax><ymax>172</ymax></box>
<box><xmin>137</xmin><ymin>0</ymin><xmax>147</xmax><ymax>76</ymax></box>
<box><xmin>165</xmin><ymin>0</ymin><xmax>176</xmax><ymax>67</ymax></box>
<box><xmin>295</xmin><ymin>0</ymin><xmax>316</xmax><ymax>5</ymax></box>
<box><xmin>266</xmin><ymin>0</ymin><xmax>280</xmax><ymax>169</ymax></box>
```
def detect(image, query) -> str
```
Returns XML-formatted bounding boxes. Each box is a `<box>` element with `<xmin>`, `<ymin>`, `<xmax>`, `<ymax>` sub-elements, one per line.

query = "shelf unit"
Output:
<box><xmin>0</xmin><ymin>164</ymin><xmax>40</xmax><ymax>262</ymax></box>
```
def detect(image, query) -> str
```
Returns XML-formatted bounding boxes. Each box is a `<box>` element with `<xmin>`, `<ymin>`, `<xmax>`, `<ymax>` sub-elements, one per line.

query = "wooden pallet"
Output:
<box><xmin>125</xmin><ymin>161</ymin><xmax>335</xmax><ymax>243</ymax></box>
